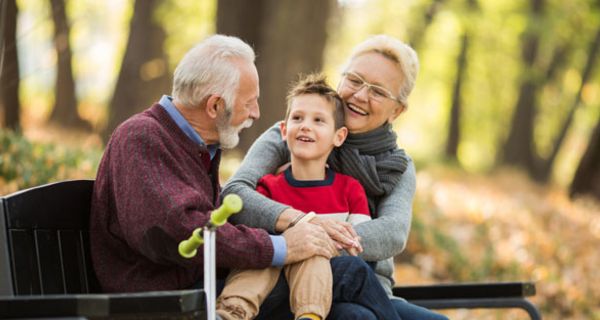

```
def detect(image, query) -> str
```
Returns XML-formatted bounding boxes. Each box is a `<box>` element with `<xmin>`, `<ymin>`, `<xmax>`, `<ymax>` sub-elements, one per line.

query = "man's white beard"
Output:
<box><xmin>217</xmin><ymin>114</ymin><xmax>253</xmax><ymax>149</ymax></box>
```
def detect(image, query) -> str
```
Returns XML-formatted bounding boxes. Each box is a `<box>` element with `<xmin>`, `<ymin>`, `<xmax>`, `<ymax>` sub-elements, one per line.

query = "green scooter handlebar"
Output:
<box><xmin>178</xmin><ymin>194</ymin><xmax>243</xmax><ymax>258</ymax></box>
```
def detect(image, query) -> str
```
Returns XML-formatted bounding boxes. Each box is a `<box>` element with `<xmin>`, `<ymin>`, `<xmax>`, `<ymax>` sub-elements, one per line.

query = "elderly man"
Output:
<box><xmin>90</xmin><ymin>35</ymin><xmax>398</xmax><ymax>319</ymax></box>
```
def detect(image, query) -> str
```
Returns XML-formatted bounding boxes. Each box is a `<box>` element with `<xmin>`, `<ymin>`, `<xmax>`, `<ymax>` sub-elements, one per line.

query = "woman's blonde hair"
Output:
<box><xmin>343</xmin><ymin>35</ymin><xmax>419</xmax><ymax>109</ymax></box>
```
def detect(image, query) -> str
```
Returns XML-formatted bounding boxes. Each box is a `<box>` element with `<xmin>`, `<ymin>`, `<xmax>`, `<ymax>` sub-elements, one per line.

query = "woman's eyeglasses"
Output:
<box><xmin>341</xmin><ymin>72</ymin><xmax>401</xmax><ymax>104</ymax></box>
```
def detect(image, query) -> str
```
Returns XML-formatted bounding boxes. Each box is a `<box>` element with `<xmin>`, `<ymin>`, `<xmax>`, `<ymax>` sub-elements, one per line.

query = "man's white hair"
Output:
<box><xmin>172</xmin><ymin>34</ymin><xmax>255</xmax><ymax>111</ymax></box>
<box><xmin>343</xmin><ymin>35</ymin><xmax>419</xmax><ymax>109</ymax></box>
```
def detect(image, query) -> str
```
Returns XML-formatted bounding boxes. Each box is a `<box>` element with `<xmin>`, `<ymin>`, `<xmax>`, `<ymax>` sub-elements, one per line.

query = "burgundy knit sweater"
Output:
<box><xmin>90</xmin><ymin>104</ymin><xmax>274</xmax><ymax>293</ymax></box>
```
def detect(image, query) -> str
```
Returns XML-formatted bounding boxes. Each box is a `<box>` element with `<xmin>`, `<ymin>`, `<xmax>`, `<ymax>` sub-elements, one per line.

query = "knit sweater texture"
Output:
<box><xmin>257</xmin><ymin>167</ymin><xmax>371</xmax><ymax>224</ymax></box>
<box><xmin>90</xmin><ymin>104</ymin><xmax>273</xmax><ymax>293</ymax></box>
<box><xmin>222</xmin><ymin>123</ymin><xmax>416</xmax><ymax>296</ymax></box>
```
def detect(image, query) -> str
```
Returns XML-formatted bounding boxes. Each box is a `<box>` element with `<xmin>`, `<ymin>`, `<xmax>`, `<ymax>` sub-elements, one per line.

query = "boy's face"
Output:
<box><xmin>281</xmin><ymin>94</ymin><xmax>347</xmax><ymax>163</ymax></box>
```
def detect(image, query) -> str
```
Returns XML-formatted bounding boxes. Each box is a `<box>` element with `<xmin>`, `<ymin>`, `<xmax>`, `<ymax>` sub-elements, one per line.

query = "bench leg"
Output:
<box><xmin>409</xmin><ymin>298</ymin><xmax>542</xmax><ymax>320</ymax></box>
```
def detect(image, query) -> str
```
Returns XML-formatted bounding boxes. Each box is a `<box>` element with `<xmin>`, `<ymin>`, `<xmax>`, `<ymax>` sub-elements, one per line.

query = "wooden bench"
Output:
<box><xmin>0</xmin><ymin>180</ymin><xmax>542</xmax><ymax>319</ymax></box>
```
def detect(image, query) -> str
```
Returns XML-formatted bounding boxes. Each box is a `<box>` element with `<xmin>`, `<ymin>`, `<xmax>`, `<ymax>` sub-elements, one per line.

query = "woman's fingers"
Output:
<box><xmin>310</xmin><ymin>217</ymin><xmax>363</xmax><ymax>252</ymax></box>
<box><xmin>312</xmin><ymin>218</ymin><xmax>356</xmax><ymax>247</ymax></box>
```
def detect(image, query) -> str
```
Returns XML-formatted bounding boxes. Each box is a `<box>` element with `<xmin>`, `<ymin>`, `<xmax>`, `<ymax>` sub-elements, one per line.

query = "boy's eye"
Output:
<box><xmin>291</xmin><ymin>115</ymin><xmax>301</xmax><ymax>121</ymax></box>
<box><xmin>315</xmin><ymin>117</ymin><xmax>323</xmax><ymax>123</ymax></box>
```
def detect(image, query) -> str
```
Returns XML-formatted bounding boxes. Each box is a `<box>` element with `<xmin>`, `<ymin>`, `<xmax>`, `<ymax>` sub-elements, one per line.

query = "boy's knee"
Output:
<box><xmin>330</xmin><ymin>256</ymin><xmax>370</xmax><ymax>274</ymax></box>
<box><xmin>329</xmin><ymin>303</ymin><xmax>377</xmax><ymax>320</ymax></box>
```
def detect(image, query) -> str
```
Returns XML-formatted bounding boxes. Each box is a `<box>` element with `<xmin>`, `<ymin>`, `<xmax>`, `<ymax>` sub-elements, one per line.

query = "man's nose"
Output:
<box><xmin>250</xmin><ymin>102</ymin><xmax>260</xmax><ymax>120</ymax></box>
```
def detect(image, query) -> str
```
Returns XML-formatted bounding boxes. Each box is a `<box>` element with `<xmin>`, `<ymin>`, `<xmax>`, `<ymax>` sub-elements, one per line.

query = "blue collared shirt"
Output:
<box><xmin>159</xmin><ymin>95</ymin><xmax>219</xmax><ymax>159</ymax></box>
<box><xmin>159</xmin><ymin>95</ymin><xmax>287</xmax><ymax>266</ymax></box>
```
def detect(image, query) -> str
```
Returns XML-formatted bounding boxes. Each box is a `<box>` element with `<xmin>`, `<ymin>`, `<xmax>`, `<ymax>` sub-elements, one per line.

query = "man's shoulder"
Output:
<box><xmin>110</xmin><ymin>106</ymin><xmax>167</xmax><ymax>140</ymax></box>
<box><xmin>119</xmin><ymin>107</ymin><xmax>161</xmax><ymax>130</ymax></box>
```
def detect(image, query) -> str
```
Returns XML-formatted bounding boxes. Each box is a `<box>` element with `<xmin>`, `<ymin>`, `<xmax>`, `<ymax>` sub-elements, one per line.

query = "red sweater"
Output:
<box><xmin>257</xmin><ymin>167</ymin><xmax>370</xmax><ymax>224</ymax></box>
<box><xmin>90</xmin><ymin>104</ymin><xmax>273</xmax><ymax>293</ymax></box>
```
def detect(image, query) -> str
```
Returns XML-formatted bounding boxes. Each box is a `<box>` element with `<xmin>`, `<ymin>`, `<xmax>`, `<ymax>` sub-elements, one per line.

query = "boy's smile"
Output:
<box><xmin>282</xmin><ymin>94</ymin><xmax>346</xmax><ymax>165</ymax></box>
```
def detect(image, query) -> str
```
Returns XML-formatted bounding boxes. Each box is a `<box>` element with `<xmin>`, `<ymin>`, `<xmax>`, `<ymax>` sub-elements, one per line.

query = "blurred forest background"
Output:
<box><xmin>1</xmin><ymin>0</ymin><xmax>600</xmax><ymax>318</ymax></box>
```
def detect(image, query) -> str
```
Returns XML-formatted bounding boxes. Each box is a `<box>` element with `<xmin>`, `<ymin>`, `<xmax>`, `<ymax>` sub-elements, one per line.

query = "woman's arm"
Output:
<box><xmin>222</xmin><ymin>123</ymin><xmax>296</xmax><ymax>233</ymax></box>
<box><xmin>355</xmin><ymin>158</ymin><xmax>416</xmax><ymax>261</ymax></box>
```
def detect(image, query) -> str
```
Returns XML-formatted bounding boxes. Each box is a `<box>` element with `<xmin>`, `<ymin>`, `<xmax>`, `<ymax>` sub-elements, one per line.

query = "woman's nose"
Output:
<box><xmin>353</xmin><ymin>85</ymin><xmax>370</xmax><ymax>101</ymax></box>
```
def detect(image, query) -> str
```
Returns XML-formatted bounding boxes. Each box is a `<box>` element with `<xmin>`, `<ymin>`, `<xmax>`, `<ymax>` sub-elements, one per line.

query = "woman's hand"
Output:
<box><xmin>309</xmin><ymin>216</ymin><xmax>363</xmax><ymax>255</ymax></box>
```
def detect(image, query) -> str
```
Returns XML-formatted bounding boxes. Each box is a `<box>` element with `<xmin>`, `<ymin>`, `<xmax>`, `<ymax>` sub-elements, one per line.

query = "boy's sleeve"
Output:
<box><xmin>346</xmin><ymin>178</ymin><xmax>371</xmax><ymax>225</ymax></box>
<box><xmin>256</xmin><ymin>176</ymin><xmax>272</xmax><ymax>199</ymax></box>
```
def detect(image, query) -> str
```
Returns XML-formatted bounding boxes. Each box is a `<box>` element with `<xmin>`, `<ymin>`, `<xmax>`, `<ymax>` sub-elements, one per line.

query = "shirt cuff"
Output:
<box><xmin>269</xmin><ymin>235</ymin><xmax>287</xmax><ymax>266</ymax></box>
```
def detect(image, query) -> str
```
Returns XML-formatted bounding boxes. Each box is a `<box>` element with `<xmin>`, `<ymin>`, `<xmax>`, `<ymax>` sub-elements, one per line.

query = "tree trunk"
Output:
<box><xmin>0</xmin><ymin>0</ymin><xmax>21</xmax><ymax>130</ymax></box>
<box><xmin>501</xmin><ymin>0</ymin><xmax>544</xmax><ymax>173</ymax></box>
<box><xmin>570</xmin><ymin>116</ymin><xmax>600</xmax><ymax>200</ymax></box>
<box><xmin>48</xmin><ymin>0</ymin><xmax>89</xmax><ymax>129</ymax></box>
<box><xmin>216</xmin><ymin>0</ymin><xmax>336</xmax><ymax>152</ymax></box>
<box><xmin>536</xmin><ymin>27</ymin><xmax>600</xmax><ymax>181</ymax></box>
<box><xmin>103</xmin><ymin>0</ymin><xmax>170</xmax><ymax>141</ymax></box>
<box><xmin>408</xmin><ymin>0</ymin><xmax>446</xmax><ymax>51</ymax></box>
<box><xmin>445</xmin><ymin>32</ymin><xmax>469</xmax><ymax>159</ymax></box>
<box><xmin>216</xmin><ymin>0</ymin><xmax>263</xmax><ymax>49</ymax></box>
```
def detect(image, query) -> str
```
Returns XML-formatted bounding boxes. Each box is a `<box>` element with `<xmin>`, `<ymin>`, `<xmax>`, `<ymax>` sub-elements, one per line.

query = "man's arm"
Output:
<box><xmin>107</xmin><ymin>119</ymin><xmax>275</xmax><ymax>270</ymax></box>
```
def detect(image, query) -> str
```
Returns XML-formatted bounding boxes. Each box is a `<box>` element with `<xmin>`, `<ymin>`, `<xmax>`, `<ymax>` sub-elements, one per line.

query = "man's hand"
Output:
<box><xmin>282</xmin><ymin>222</ymin><xmax>337</xmax><ymax>264</ymax></box>
<box><xmin>309</xmin><ymin>216</ymin><xmax>363</xmax><ymax>255</ymax></box>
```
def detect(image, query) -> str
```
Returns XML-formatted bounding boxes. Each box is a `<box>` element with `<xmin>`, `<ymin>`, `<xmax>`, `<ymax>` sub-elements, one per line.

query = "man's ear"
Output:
<box><xmin>279</xmin><ymin>120</ymin><xmax>287</xmax><ymax>142</ymax></box>
<box><xmin>333</xmin><ymin>126</ymin><xmax>348</xmax><ymax>147</ymax></box>
<box><xmin>205</xmin><ymin>95</ymin><xmax>223</xmax><ymax>119</ymax></box>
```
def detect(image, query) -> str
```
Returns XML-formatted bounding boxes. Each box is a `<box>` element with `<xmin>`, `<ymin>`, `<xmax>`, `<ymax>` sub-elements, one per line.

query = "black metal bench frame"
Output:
<box><xmin>0</xmin><ymin>180</ymin><xmax>542</xmax><ymax>319</ymax></box>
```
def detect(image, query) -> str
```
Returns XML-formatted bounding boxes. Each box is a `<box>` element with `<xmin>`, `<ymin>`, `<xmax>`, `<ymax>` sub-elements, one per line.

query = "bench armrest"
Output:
<box><xmin>393</xmin><ymin>281</ymin><xmax>536</xmax><ymax>300</ymax></box>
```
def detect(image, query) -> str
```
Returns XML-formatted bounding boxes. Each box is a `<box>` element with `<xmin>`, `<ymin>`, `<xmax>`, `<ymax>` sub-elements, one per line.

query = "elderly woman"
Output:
<box><xmin>223</xmin><ymin>35</ymin><xmax>447</xmax><ymax>320</ymax></box>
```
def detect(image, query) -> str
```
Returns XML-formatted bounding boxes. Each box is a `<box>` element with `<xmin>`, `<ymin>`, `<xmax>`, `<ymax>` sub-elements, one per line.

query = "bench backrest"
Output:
<box><xmin>0</xmin><ymin>180</ymin><xmax>100</xmax><ymax>296</ymax></box>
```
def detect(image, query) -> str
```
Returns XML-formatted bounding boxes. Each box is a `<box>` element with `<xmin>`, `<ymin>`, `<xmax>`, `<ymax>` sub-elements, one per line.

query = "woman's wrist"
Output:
<box><xmin>287</xmin><ymin>212</ymin><xmax>305</xmax><ymax>229</ymax></box>
<box><xmin>275</xmin><ymin>208</ymin><xmax>303</xmax><ymax>232</ymax></box>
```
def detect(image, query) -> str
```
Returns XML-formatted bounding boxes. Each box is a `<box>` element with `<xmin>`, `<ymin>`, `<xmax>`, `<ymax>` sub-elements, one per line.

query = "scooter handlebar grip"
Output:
<box><xmin>178</xmin><ymin>228</ymin><xmax>203</xmax><ymax>258</ymax></box>
<box><xmin>210</xmin><ymin>194</ymin><xmax>243</xmax><ymax>226</ymax></box>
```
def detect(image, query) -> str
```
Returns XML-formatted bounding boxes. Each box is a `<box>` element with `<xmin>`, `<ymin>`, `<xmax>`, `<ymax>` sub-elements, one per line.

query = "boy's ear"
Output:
<box><xmin>205</xmin><ymin>95</ymin><xmax>223</xmax><ymax>119</ymax></box>
<box><xmin>279</xmin><ymin>120</ymin><xmax>287</xmax><ymax>142</ymax></box>
<box><xmin>333</xmin><ymin>126</ymin><xmax>348</xmax><ymax>147</ymax></box>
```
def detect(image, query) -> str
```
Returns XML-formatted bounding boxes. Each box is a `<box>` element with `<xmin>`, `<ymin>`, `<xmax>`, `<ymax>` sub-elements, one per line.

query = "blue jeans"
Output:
<box><xmin>255</xmin><ymin>256</ymin><xmax>401</xmax><ymax>320</ymax></box>
<box><xmin>392</xmin><ymin>298</ymin><xmax>449</xmax><ymax>320</ymax></box>
<box><xmin>328</xmin><ymin>299</ymin><xmax>449</xmax><ymax>320</ymax></box>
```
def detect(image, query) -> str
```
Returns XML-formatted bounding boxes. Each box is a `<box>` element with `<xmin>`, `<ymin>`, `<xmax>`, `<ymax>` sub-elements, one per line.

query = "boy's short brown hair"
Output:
<box><xmin>285</xmin><ymin>73</ymin><xmax>346</xmax><ymax>130</ymax></box>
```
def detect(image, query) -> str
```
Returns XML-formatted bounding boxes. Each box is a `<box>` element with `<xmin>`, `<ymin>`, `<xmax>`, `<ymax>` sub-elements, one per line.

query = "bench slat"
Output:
<box><xmin>393</xmin><ymin>282</ymin><xmax>536</xmax><ymax>300</ymax></box>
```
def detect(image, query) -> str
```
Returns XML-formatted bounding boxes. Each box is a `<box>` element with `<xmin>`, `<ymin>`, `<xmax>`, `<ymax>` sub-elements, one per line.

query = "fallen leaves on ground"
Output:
<box><xmin>395</xmin><ymin>165</ymin><xmax>600</xmax><ymax>320</ymax></box>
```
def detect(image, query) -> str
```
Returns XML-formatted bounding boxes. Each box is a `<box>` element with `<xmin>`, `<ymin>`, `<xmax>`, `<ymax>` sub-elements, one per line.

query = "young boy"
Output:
<box><xmin>216</xmin><ymin>74</ymin><xmax>371</xmax><ymax>320</ymax></box>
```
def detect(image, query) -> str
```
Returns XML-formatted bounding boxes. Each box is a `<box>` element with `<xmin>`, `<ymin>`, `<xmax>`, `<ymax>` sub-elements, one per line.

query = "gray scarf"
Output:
<box><xmin>328</xmin><ymin>123</ymin><xmax>408</xmax><ymax>215</ymax></box>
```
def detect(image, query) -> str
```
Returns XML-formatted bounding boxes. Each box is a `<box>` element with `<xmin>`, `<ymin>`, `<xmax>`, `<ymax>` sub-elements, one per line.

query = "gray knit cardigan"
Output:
<box><xmin>222</xmin><ymin>123</ymin><xmax>415</xmax><ymax>296</ymax></box>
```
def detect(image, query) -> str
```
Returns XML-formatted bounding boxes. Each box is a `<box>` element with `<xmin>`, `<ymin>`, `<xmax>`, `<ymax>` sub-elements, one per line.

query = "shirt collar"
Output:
<box><xmin>159</xmin><ymin>95</ymin><xmax>219</xmax><ymax>159</ymax></box>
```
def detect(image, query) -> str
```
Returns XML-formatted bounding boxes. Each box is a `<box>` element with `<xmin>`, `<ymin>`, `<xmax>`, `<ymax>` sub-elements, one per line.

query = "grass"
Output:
<box><xmin>0</xmin><ymin>128</ymin><xmax>102</xmax><ymax>195</ymax></box>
